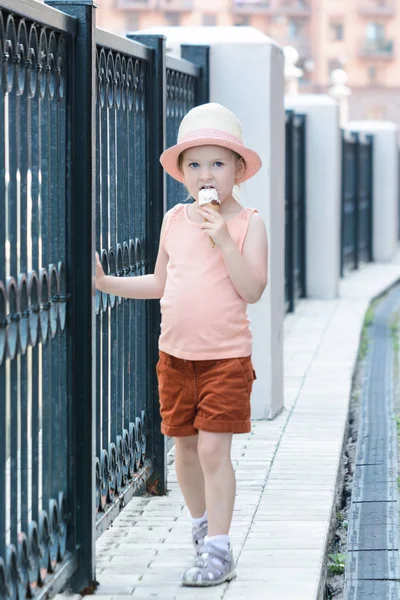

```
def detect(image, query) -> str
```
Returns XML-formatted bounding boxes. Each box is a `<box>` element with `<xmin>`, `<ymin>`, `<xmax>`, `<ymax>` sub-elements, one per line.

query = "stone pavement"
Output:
<box><xmin>90</xmin><ymin>254</ymin><xmax>400</xmax><ymax>600</ymax></box>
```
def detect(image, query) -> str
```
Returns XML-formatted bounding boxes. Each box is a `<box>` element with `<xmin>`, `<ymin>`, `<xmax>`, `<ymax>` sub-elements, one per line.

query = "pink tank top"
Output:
<box><xmin>159</xmin><ymin>203</ymin><xmax>258</xmax><ymax>360</ymax></box>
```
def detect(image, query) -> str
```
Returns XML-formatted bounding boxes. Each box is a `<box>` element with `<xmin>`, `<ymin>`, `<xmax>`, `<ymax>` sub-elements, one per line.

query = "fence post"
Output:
<box><xmin>354</xmin><ymin>132</ymin><xmax>360</xmax><ymax>271</ymax></box>
<box><xmin>127</xmin><ymin>33</ymin><xmax>167</xmax><ymax>495</ymax></box>
<box><xmin>368</xmin><ymin>136</ymin><xmax>374</xmax><ymax>262</ymax></box>
<box><xmin>45</xmin><ymin>0</ymin><xmax>97</xmax><ymax>591</ymax></box>
<box><xmin>285</xmin><ymin>110</ymin><xmax>294</xmax><ymax>313</ymax></box>
<box><xmin>181</xmin><ymin>45</ymin><xmax>210</xmax><ymax>105</ymax></box>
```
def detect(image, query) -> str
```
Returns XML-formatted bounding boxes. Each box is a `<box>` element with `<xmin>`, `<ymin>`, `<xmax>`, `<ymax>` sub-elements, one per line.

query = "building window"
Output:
<box><xmin>234</xmin><ymin>16</ymin><xmax>250</xmax><ymax>26</ymax></box>
<box><xmin>203</xmin><ymin>14</ymin><xmax>217</xmax><ymax>26</ymax></box>
<box><xmin>330</xmin><ymin>22</ymin><xmax>344</xmax><ymax>41</ymax></box>
<box><xmin>366</xmin><ymin>22</ymin><xmax>385</xmax><ymax>41</ymax></box>
<box><xmin>367</xmin><ymin>65</ymin><xmax>383</xmax><ymax>84</ymax></box>
<box><xmin>288</xmin><ymin>19</ymin><xmax>301</xmax><ymax>40</ymax></box>
<box><xmin>328</xmin><ymin>58</ymin><xmax>342</xmax><ymax>73</ymax></box>
<box><xmin>368</xmin><ymin>65</ymin><xmax>377</xmax><ymax>83</ymax></box>
<box><xmin>165</xmin><ymin>12</ymin><xmax>181</xmax><ymax>26</ymax></box>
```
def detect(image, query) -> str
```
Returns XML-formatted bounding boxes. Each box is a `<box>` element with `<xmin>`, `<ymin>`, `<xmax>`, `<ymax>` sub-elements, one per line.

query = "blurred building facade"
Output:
<box><xmin>96</xmin><ymin>0</ymin><xmax>400</xmax><ymax>127</ymax></box>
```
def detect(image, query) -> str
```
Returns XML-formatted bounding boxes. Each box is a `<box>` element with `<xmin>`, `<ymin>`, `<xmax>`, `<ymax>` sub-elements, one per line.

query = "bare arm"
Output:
<box><xmin>199</xmin><ymin>207</ymin><xmax>268</xmax><ymax>304</ymax></box>
<box><xmin>95</xmin><ymin>212</ymin><xmax>170</xmax><ymax>300</ymax></box>
<box><xmin>221</xmin><ymin>214</ymin><xmax>268</xmax><ymax>304</ymax></box>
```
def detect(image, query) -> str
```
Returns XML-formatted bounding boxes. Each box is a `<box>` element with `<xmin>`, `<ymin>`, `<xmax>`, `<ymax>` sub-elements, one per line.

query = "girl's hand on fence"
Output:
<box><xmin>95</xmin><ymin>252</ymin><xmax>105</xmax><ymax>289</ymax></box>
<box><xmin>197</xmin><ymin>207</ymin><xmax>234</xmax><ymax>250</ymax></box>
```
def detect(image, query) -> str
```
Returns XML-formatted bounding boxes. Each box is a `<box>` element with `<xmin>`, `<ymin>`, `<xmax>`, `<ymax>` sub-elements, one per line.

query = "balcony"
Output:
<box><xmin>358</xmin><ymin>0</ymin><xmax>395</xmax><ymax>16</ymax></box>
<box><xmin>278</xmin><ymin>0</ymin><xmax>311</xmax><ymax>16</ymax></box>
<box><xmin>117</xmin><ymin>0</ymin><xmax>193</xmax><ymax>9</ymax></box>
<box><xmin>232</xmin><ymin>0</ymin><xmax>311</xmax><ymax>15</ymax></box>
<box><xmin>158</xmin><ymin>0</ymin><xmax>193</xmax><ymax>10</ymax></box>
<box><xmin>359</xmin><ymin>38</ymin><xmax>394</xmax><ymax>59</ymax></box>
<box><xmin>232</xmin><ymin>0</ymin><xmax>272</xmax><ymax>14</ymax></box>
<box><xmin>116</xmin><ymin>0</ymin><xmax>157</xmax><ymax>10</ymax></box>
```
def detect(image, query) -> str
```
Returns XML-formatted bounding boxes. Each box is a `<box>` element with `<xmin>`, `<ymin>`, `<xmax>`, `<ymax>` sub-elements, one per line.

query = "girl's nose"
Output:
<box><xmin>200</xmin><ymin>167</ymin><xmax>213</xmax><ymax>181</ymax></box>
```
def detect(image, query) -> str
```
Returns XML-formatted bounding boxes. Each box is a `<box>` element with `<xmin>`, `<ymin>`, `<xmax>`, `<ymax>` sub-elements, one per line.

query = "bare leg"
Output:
<box><xmin>174</xmin><ymin>436</ymin><xmax>206</xmax><ymax>518</ymax></box>
<box><xmin>197</xmin><ymin>431</ymin><xmax>235</xmax><ymax>536</ymax></box>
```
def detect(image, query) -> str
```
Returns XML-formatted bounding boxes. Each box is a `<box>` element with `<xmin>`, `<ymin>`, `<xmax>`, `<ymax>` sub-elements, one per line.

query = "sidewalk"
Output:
<box><xmin>92</xmin><ymin>254</ymin><xmax>400</xmax><ymax>600</ymax></box>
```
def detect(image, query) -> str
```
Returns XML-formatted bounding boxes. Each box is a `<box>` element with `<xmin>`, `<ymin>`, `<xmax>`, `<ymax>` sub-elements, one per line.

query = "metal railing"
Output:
<box><xmin>358</xmin><ymin>0</ymin><xmax>395</xmax><ymax>15</ymax></box>
<box><xmin>341</xmin><ymin>130</ymin><xmax>374</xmax><ymax>275</ymax></box>
<box><xmin>0</xmin><ymin>2</ymin><xmax>209</xmax><ymax>597</ymax></box>
<box><xmin>285</xmin><ymin>110</ymin><xmax>307</xmax><ymax>313</ymax></box>
<box><xmin>94</xmin><ymin>30</ymin><xmax>154</xmax><ymax>537</ymax></box>
<box><xmin>158</xmin><ymin>0</ymin><xmax>194</xmax><ymax>11</ymax></box>
<box><xmin>360</xmin><ymin>38</ymin><xmax>394</xmax><ymax>57</ymax></box>
<box><xmin>0</xmin><ymin>2</ymin><xmax>77</xmax><ymax>598</ymax></box>
<box><xmin>116</xmin><ymin>0</ymin><xmax>158</xmax><ymax>10</ymax></box>
<box><xmin>165</xmin><ymin>56</ymin><xmax>198</xmax><ymax>209</ymax></box>
<box><xmin>164</xmin><ymin>47</ymin><xmax>209</xmax><ymax>209</ymax></box>
<box><xmin>232</xmin><ymin>0</ymin><xmax>272</xmax><ymax>13</ymax></box>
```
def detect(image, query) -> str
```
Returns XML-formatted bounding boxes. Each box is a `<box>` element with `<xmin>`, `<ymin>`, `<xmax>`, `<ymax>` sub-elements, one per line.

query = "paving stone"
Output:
<box><xmin>93</xmin><ymin>596</ymin><xmax>135</xmax><ymax>600</ymax></box>
<box><xmin>94</xmin><ymin>584</ymin><xmax>136</xmax><ymax>595</ymax></box>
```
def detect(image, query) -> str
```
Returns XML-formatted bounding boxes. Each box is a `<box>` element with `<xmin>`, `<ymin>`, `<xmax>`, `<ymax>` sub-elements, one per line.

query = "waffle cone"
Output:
<box><xmin>203</xmin><ymin>201</ymin><xmax>220</xmax><ymax>247</ymax></box>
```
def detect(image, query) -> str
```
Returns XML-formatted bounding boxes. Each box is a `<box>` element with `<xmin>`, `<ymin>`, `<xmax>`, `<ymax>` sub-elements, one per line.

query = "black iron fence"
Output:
<box><xmin>0</xmin><ymin>4</ymin><xmax>75</xmax><ymax>599</ymax></box>
<box><xmin>0</xmin><ymin>0</ymin><xmax>209</xmax><ymax>597</ymax></box>
<box><xmin>285</xmin><ymin>110</ymin><xmax>307</xmax><ymax>313</ymax></box>
<box><xmin>165</xmin><ymin>48</ymin><xmax>209</xmax><ymax>209</ymax></box>
<box><xmin>341</xmin><ymin>130</ymin><xmax>374</xmax><ymax>275</ymax></box>
<box><xmin>94</xmin><ymin>30</ymin><xmax>154</xmax><ymax>537</ymax></box>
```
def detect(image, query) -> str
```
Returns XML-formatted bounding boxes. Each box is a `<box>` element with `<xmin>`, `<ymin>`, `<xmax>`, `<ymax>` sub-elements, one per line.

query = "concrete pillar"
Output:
<box><xmin>348</xmin><ymin>121</ymin><xmax>399</xmax><ymax>262</ymax></box>
<box><xmin>136</xmin><ymin>26</ymin><xmax>285</xmax><ymax>419</ymax></box>
<box><xmin>285</xmin><ymin>95</ymin><xmax>341</xmax><ymax>300</ymax></box>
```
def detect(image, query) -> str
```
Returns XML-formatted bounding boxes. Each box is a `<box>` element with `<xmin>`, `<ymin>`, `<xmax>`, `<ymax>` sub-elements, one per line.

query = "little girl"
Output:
<box><xmin>96</xmin><ymin>102</ymin><xmax>268</xmax><ymax>587</ymax></box>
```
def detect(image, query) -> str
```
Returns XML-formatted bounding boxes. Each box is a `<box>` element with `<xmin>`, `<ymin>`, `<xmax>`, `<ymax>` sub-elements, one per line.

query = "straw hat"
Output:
<box><xmin>160</xmin><ymin>103</ymin><xmax>262</xmax><ymax>184</ymax></box>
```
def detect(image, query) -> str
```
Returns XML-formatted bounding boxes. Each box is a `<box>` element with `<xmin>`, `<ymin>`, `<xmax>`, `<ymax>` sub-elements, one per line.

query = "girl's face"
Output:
<box><xmin>180</xmin><ymin>145</ymin><xmax>245</xmax><ymax>204</ymax></box>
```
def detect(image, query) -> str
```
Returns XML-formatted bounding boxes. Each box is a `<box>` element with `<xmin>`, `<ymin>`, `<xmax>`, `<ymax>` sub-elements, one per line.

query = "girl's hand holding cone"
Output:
<box><xmin>197</xmin><ymin>206</ymin><xmax>233</xmax><ymax>250</ymax></box>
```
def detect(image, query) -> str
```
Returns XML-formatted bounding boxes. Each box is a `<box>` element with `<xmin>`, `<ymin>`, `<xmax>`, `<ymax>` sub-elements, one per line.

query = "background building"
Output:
<box><xmin>95</xmin><ymin>0</ymin><xmax>400</xmax><ymax>129</ymax></box>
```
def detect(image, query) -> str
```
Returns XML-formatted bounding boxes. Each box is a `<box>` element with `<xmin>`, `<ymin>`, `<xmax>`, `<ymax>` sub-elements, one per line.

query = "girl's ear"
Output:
<box><xmin>235</xmin><ymin>157</ymin><xmax>246</xmax><ymax>181</ymax></box>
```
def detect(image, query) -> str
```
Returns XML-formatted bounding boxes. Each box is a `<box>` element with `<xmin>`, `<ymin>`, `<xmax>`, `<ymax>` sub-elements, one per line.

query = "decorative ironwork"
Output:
<box><xmin>95</xmin><ymin>42</ymin><xmax>150</xmax><ymax>523</ymax></box>
<box><xmin>0</xmin><ymin>6</ymin><xmax>71</xmax><ymax>600</ymax></box>
<box><xmin>341</xmin><ymin>131</ymin><xmax>358</xmax><ymax>273</ymax></box>
<box><xmin>356</xmin><ymin>133</ymin><xmax>373</xmax><ymax>265</ymax></box>
<box><xmin>341</xmin><ymin>130</ymin><xmax>373</xmax><ymax>275</ymax></box>
<box><xmin>166</xmin><ymin>64</ymin><xmax>196</xmax><ymax>209</ymax></box>
<box><xmin>284</xmin><ymin>110</ymin><xmax>307</xmax><ymax>313</ymax></box>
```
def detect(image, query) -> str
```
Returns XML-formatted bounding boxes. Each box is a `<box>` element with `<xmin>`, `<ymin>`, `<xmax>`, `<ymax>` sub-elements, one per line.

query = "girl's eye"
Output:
<box><xmin>189</xmin><ymin>162</ymin><xmax>199</xmax><ymax>169</ymax></box>
<box><xmin>214</xmin><ymin>162</ymin><xmax>223</xmax><ymax>167</ymax></box>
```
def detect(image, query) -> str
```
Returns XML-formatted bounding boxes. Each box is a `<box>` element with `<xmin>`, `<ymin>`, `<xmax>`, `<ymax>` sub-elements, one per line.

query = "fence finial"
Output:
<box><xmin>284</xmin><ymin>46</ymin><xmax>303</xmax><ymax>96</ymax></box>
<box><xmin>329</xmin><ymin>68</ymin><xmax>351</xmax><ymax>128</ymax></box>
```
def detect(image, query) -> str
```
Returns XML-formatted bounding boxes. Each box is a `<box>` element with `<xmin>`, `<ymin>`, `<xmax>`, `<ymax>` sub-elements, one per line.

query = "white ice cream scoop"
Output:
<box><xmin>198</xmin><ymin>188</ymin><xmax>220</xmax><ymax>206</ymax></box>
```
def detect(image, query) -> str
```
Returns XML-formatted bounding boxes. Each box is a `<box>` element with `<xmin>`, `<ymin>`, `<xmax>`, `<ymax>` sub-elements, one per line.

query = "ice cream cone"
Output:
<box><xmin>198</xmin><ymin>188</ymin><xmax>220</xmax><ymax>248</ymax></box>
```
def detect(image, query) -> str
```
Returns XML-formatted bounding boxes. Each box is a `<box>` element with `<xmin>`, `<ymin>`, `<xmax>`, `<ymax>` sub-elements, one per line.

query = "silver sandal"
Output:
<box><xmin>192</xmin><ymin>520</ymin><xmax>208</xmax><ymax>555</ymax></box>
<box><xmin>182</xmin><ymin>542</ymin><xmax>236</xmax><ymax>587</ymax></box>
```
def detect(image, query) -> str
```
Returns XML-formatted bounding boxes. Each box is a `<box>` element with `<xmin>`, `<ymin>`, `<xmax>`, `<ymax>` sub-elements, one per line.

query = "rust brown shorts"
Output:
<box><xmin>156</xmin><ymin>351</ymin><xmax>256</xmax><ymax>437</ymax></box>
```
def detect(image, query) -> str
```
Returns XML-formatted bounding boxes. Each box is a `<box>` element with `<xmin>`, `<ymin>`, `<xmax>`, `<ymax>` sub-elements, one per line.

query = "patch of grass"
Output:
<box><xmin>364</xmin><ymin>305</ymin><xmax>376</xmax><ymax>328</ymax></box>
<box><xmin>359</xmin><ymin>332</ymin><xmax>369</xmax><ymax>361</ymax></box>
<box><xmin>327</xmin><ymin>553</ymin><xmax>346</xmax><ymax>575</ymax></box>
<box><xmin>336</xmin><ymin>511</ymin><xmax>344</xmax><ymax>523</ymax></box>
<box><xmin>358</xmin><ymin>299</ymin><xmax>382</xmax><ymax>361</ymax></box>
